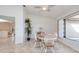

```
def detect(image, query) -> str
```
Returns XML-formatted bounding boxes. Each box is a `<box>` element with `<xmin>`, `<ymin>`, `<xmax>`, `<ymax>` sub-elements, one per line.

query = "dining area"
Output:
<box><xmin>33</xmin><ymin>30</ymin><xmax>57</xmax><ymax>53</ymax></box>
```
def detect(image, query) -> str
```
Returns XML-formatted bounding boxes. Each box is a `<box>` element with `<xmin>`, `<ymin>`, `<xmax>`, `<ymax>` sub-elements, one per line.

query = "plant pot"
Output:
<box><xmin>27</xmin><ymin>37</ymin><xmax>30</xmax><ymax>41</ymax></box>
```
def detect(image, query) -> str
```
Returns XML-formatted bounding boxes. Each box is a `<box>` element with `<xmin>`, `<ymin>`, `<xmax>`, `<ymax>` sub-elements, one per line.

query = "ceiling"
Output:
<box><xmin>25</xmin><ymin>5</ymin><xmax>79</xmax><ymax>20</ymax></box>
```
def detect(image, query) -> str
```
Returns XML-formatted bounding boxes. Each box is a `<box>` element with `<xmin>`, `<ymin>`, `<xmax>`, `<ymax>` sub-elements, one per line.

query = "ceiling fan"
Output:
<box><xmin>34</xmin><ymin>5</ymin><xmax>55</xmax><ymax>11</ymax></box>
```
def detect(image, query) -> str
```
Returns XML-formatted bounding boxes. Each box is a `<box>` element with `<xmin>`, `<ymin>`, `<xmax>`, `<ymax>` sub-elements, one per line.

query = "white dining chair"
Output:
<box><xmin>42</xmin><ymin>34</ymin><xmax>56</xmax><ymax>53</ymax></box>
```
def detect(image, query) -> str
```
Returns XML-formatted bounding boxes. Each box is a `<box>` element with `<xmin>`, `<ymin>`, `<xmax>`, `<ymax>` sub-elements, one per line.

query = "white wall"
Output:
<box><xmin>0</xmin><ymin>5</ymin><xmax>25</xmax><ymax>44</ymax></box>
<box><xmin>27</xmin><ymin>14</ymin><xmax>57</xmax><ymax>38</ymax></box>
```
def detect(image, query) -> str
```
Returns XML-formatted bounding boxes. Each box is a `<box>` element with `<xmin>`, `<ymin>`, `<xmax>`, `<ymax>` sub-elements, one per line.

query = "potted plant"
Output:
<box><xmin>25</xmin><ymin>18</ymin><xmax>32</xmax><ymax>41</ymax></box>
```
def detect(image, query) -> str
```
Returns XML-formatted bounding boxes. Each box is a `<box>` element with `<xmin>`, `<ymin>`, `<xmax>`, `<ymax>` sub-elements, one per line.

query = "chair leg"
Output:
<box><xmin>45</xmin><ymin>47</ymin><xmax>47</xmax><ymax>53</ymax></box>
<box><xmin>33</xmin><ymin>41</ymin><xmax>37</xmax><ymax>48</ymax></box>
<box><xmin>52</xmin><ymin>46</ymin><xmax>56</xmax><ymax>53</ymax></box>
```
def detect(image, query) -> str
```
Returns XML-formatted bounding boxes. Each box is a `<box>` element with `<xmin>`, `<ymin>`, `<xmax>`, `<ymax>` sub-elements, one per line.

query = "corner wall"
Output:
<box><xmin>0</xmin><ymin>5</ymin><xmax>25</xmax><ymax>44</ymax></box>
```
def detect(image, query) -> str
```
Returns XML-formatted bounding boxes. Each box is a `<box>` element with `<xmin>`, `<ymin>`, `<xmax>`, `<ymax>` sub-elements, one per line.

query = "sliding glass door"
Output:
<box><xmin>58</xmin><ymin>13</ymin><xmax>79</xmax><ymax>42</ymax></box>
<box><xmin>66</xmin><ymin>20</ymin><xmax>79</xmax><ymax>41</ymax></box>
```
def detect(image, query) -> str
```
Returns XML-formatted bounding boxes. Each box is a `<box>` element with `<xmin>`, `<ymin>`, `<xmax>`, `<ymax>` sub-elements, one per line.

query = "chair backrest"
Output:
<box><xmin>35</xmin><ymin>31</ymin><xmax>45</xmax><ymax>41</ymax></box>
<box><xmin>44</xmin><ymin>34</ymin><xmax>57</xmax><ymax>45</ymax></box>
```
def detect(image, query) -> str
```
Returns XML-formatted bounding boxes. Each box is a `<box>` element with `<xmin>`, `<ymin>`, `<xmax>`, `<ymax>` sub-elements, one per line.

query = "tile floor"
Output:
<box><xmin>0</xmin><ymin>38</ymin><xmax>77</xmax><ymax>53</ymax></box>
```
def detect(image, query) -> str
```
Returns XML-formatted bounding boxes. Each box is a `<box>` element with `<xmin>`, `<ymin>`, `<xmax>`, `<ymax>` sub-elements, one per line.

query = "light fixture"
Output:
<box><xmin>0</xmin><ymin>19</ymin><xmax>9</xmax><ymax>22</ymax></box>
<box><xmin>42</xmin><ymin>7</ymin><xmax>47</xmax><ymax>11</ymax></box>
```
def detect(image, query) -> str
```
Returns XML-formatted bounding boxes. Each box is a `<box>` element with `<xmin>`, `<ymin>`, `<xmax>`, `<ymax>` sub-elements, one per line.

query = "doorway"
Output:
<box><xmin>0</xmin><ymin>15</ymin><xmax>15</xmax><ymax>45</ymax></box>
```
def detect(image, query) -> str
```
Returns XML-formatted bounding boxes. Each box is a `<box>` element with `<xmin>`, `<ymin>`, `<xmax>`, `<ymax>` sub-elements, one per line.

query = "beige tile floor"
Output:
<box><xmin>0</xmin><ymin>38</ymin><xmax>77</xmax><ymax>53</ymax></box>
